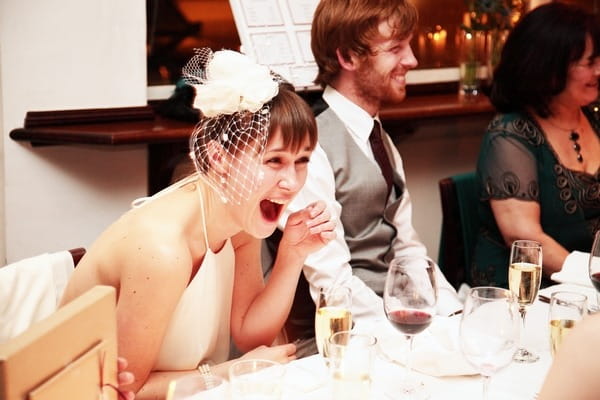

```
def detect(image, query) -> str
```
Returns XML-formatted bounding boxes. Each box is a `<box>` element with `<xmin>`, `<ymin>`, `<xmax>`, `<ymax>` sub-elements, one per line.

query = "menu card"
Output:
<box><xmin>228</xmin><ymin>0</ymin><xmax>320</xmax><ymax>90</ymax></box>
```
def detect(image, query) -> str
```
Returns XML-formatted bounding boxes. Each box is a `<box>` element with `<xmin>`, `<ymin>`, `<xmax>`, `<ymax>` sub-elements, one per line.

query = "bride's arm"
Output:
<box><xmin>230</xmin><ymin>201</ymin><xmax>335</xmax><ymax>351</ymax></box>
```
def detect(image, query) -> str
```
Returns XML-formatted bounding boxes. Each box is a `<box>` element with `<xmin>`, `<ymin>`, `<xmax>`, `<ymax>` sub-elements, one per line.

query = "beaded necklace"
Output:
<box><xmin>546</xmin><ymin>110</ymin><xmax>584</xmax><ymax>163</ymax></box>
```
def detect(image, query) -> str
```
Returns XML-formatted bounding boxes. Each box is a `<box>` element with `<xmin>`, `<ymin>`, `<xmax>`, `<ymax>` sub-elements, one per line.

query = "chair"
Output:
<box><xmin>0</xmin><ymin>248</ymin><xmax>86</xmax><ymax>344</ymax></box>
<box><xmin>0</xmin><ymin>285</ymin><xmax>118</xmax><ymax>400</ymax></box>
<box><xmin>68</xmin><ymin>248</ymin><xmax>86</xmax><ymax>267</ymax></box>
<box><xmin>438</xmin><ymin>172</ymin><xmax>479</xmax><ymax>289</ymax></box>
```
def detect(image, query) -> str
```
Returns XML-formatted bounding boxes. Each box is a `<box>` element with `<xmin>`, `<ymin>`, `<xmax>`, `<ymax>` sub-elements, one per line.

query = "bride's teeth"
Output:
<box><xmin>268</xmin><ymin>198</ymin><xmax>286</xmax><ymax>205</ymax></box>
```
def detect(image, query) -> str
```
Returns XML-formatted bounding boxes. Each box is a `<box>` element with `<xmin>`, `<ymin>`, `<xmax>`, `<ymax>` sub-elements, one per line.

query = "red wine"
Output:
<box><xmin>591</xmin><ymin>272</ymin><xmax>600</xmax><ymax>292</ymax></box>
<box><xmin>387</xmin><ymin>309</ymin><xmax>432</xmax><ymax>335</ymax></box>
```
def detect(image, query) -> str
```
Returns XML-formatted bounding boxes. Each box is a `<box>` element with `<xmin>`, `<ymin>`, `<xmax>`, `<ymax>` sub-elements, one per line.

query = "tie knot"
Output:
<box><xmin>370</xmin><ymin>120</ymin><xmax>381</xmax><ymax>137</ymax></box>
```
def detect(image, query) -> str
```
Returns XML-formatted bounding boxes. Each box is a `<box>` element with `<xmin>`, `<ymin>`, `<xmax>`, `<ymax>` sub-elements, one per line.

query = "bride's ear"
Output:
<box><xmin>206</xmin><ymin>140</ymin><xmax>230</xmax><ymax>176</ymax></box>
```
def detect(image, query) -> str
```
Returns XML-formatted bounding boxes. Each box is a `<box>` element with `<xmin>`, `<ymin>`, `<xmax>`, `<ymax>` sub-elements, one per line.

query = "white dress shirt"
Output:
<box><xmin>279</xmin><ymin>86</ymin><xmax>462</xmax><ymax>326</ymax></box>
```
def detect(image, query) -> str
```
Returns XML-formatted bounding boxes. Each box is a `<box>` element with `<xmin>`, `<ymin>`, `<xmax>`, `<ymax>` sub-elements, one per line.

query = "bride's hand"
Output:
<box><xmin>240</xmin><ymin>343</ymin><xmax>297</xmax><ymax>364</ymax></box>
<box><xmin>280</xmin><ymin>200</ymin><xmax>336</xmax><ymax>258</ymax></box>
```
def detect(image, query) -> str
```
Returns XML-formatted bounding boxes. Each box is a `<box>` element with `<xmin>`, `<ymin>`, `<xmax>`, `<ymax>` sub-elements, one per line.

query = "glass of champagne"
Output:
<box><xmin>315</xmin><ymin>286</ymin><xmax>352</xmax><ymax>360</ymax></box>
<box><xmin>383</xmin><ymin>255</ymin><xmax>437</xmax><ymax>398</ymax></box>
<box><xmin>328</xmin><ymin>331</ymin><xmax>377</xmax><ymax>400</ymax></box>
<box><xmin>549</xmin><ymin>291</ymin><xmax>587</xmax><ymax>357</ymax></box>
<box><xmin>588</xmin><ymin>230</ymin><xmax>600</xmax><ymax>310</ymax></box>
<box><xmin>508</xmin><ymin>239</ymin><xmax>542</xmax><ymax>363</ymax></box>
<box><xmin>459</xmin><ymin>287</ymin><xmax>520</xmax><ymax>400</ymax></box>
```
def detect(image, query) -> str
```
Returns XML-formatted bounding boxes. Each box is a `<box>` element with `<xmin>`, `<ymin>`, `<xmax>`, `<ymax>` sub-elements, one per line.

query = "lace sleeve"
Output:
<box><xmin>479</xmin><ymin>133</ymin><xmax>539</xmax><ymax>201</ymax></box>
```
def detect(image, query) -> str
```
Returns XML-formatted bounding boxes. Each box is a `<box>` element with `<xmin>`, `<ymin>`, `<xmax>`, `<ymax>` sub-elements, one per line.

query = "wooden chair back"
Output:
<box><xmin>0</xmin><ymin>286</ymin><xmax>118</xmax><ymax>400</ymax></box>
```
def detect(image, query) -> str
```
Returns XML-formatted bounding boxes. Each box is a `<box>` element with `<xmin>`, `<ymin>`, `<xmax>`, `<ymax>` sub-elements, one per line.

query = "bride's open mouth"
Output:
<box><xmin>260</xmin><ymin>199</ymin><xmax>285</xmax><ymax>222</ymax></box>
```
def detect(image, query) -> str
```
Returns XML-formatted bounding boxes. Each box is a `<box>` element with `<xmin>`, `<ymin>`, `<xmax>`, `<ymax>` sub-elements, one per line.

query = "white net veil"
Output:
<box><xmin>182</xmin><ymin>48</ymin><xmax>279</xmax><ymax>205</ymax></box>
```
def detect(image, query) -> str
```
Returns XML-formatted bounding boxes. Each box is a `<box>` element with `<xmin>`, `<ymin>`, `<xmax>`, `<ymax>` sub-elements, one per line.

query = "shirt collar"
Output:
<box><xmin>323</xmin><ymin>85</ymin><xmax>378</xmax><ymax>143</ymax></box>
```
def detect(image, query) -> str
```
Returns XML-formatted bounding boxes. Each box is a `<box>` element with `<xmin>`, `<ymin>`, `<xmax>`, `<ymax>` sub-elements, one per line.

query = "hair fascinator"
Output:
<box><xmin>183</xmin><ymin>48</ymin><xmax>280</xmax><ymax>205</ymax></box>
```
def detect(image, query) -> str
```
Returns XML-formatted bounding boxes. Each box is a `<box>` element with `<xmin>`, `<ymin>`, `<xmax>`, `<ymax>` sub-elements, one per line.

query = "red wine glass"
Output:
<box><xmin>383</xmin><ymin>256</ymin><xmax>437</xmax><ymax>398</ymax></box>
<box><xmin>588</xmin><ymin>230</ymin><xmax>600</xmax><ymax>309</ymax></box>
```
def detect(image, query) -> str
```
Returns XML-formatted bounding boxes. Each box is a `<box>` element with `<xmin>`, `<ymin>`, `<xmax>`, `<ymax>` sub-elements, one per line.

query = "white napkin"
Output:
<box><xmin>374</xmin><ymin>316</ymin><xmax>478</xmax><ymax>377</ymax></box>
<box><xmin>550</xmin><ymin>251</ymin><xmax>593</xmax><ymax>288</ymax></box>
<box><xmin>0</xmin><ymin>251</ymin><xmax>75</xmax><ymax>343</ymax></box>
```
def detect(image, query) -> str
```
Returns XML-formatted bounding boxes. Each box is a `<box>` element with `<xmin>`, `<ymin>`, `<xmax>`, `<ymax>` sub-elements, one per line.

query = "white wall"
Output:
<box><xmin>0</xmin><ymin>36</ymin><xmax>5</xmax><ymax>263</ymax></box>
<box><xmin>0</xmin><ymin>0</ymin><xmax>148</xmax><ymax>263</ymax></box>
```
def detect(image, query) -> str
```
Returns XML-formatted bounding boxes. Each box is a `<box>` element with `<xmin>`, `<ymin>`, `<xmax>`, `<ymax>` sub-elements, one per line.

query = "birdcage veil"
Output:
<box><xmin>182</xmin><ymin>48</ymin><xmax>280</xmax><ymax>205</ymax></box>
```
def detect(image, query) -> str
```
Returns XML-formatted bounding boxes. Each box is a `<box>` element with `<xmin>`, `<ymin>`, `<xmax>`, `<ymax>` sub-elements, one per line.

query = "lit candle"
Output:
<box><xmin>430</xmin><ymin>25</ymin><xmax>447</xmax><ymax>59</ymax></box>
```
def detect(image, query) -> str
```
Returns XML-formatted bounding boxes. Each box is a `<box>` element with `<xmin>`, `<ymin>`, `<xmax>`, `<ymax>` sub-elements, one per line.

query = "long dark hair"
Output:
<box><xmin>490</xmin><ymin>2</ymin><xmax>600</xmax><ymax>117</ymax></box>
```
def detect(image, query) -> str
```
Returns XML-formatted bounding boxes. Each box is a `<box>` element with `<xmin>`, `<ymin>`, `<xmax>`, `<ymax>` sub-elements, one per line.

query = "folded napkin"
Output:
<box><xmin>374</xmin><ymin>316</ymin><xmax>478</xmax><ymax>377</ymax></box>
<box><xmin>0</xmin><ymin>251</ymin><xmax>75</xmax><ymax>343</ymax></box>
<box><xmin>550</xmin><ymin>251</ymin><xmax>593</xmax><ymax>288</ymax></box>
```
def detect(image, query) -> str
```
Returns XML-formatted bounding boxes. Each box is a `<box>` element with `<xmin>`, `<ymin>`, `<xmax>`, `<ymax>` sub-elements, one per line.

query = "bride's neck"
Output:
<box><xmin>191</xmin><ymin>179</ymin><xmax>240</xmax><ymax>247</ymax></box>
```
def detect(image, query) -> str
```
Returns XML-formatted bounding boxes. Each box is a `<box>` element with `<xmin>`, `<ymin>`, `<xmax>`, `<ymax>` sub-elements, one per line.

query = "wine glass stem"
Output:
<box><xmin>403</xmin><ymin>335</ymin><xmax>415</xmax><ymax>384</ymax></box>
<box><xmin>519</xmin><ymin>306</ymin><xmax>527</xmax><ymax>347</ymax></box>
<box><xmin>482</xmin><ymin>375</ymin><xmax>491</xmax><ymax>400</ymax></box>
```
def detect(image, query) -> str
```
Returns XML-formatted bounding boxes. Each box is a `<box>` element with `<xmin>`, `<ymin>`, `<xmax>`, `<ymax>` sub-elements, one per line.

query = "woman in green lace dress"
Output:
<box><xmin>472</xmin><ymin>2</ymin><xmax>600</xmax><ymax>287</ymax></box>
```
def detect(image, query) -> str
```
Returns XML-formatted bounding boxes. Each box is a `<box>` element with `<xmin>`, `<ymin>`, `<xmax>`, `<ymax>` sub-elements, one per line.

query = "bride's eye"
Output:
<box><xmin>266</xmin><ymin>157</ymin><xmax>282</xmax><ymax>165</ymax></box>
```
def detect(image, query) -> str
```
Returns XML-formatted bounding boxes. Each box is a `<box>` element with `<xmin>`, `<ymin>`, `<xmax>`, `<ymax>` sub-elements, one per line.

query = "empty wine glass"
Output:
<box><xmin>508</xmin><ymin>240</ymin><xmax>542</xmax><ymax>363</ymax></box>
<box><xmin>166</xmin><ymin>374</ymin><xmax>226</xmax><ymax>400</ymax></box>
<box><xmin>588</xmin><ymin>230</ymin><xmax>600</xmax><ymax>310</ymax></box>
<box><xmin>383</xmin><ymin>256</ymin><xmax>437</xmax><ymax>398</ymax></box>
<box><xmin>229</xmin><ymin>359</ymin><xmax>285</xmax><ymax>400</ymax></box>
<box><xmin>460</xmin><ymin>287</ymin><xmax>520</xmax><ymax>400</ymax></box>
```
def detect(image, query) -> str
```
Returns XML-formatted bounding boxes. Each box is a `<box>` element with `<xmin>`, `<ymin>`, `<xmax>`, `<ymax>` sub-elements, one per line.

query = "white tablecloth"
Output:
<box><xmin>279</xmin><ymin>283</ymin><xmax>597</xmax><ymax>400</ymax></box>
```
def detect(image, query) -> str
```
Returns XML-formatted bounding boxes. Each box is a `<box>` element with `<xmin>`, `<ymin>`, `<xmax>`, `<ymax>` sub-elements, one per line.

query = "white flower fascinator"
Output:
<box><xmin>182</xmin><ymin>48</ymin><xmax>280</xmax><ymax>205</ymax></box>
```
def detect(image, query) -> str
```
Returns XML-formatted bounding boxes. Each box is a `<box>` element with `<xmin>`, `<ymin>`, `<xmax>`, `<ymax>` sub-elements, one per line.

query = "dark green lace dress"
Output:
<box><xmin>471</xmin><ymin>104</ymin><xmax>600</xmax><ymax>287</ymax></box>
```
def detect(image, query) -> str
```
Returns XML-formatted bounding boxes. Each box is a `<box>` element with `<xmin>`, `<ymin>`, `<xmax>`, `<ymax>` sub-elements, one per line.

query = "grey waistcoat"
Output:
<box><xmin>317</xmin><ymin>106</ymin><xmax>405</xmax><ymax>295</ymax></box>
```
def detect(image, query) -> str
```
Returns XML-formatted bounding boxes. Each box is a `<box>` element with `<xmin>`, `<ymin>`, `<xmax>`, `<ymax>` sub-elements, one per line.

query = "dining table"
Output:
<box><xmin>275</xmin><ymin>281</ymin><xmax>598</xmax><ymax>400</ymax></box>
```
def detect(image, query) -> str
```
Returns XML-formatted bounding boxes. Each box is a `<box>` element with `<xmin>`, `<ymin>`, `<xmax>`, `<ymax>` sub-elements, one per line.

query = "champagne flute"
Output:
<box><xmin>508</xmin><ymin>239</ymin><xmax>542</xmax><ymax>363</ymax></box>
<box><xmin>588</xmin><ymin>230</ymin><xmax>600</xmax><ymax>310</ymax></box>
<box><xmin>383</xmin><ymin>256</ymin><xmax>437</xmax><ymax>398</ymax></box>
<box><xmin>459</xmin><ymin>287</ymin><xmax>520</xmax><ymax>400</ymax></box>
<box><xmin>314</xmin><ymin>286</ymin><xmax>352</xmax><ymax>359</ymax></box>
<box><xmin>548</xmin><ymin>291</ymin><xmax>587</xmax><ymax>357</ymax></box>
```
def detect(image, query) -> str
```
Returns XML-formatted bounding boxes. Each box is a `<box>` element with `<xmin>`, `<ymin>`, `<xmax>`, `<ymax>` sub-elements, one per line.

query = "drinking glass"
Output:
<box><xmin>328</xmin><ymin>331</ymin><xmax>377</xmax><ymax>400</ymax></box>
<box><xmin>548</xmin><ymin>291</ymin><xmax>587</xmax><ymax>357</ymax></box>
<box><xmin>383</xmin><ymin>256</ymin><xmax>437</xmax><ymax>398</ymax></box>
<box><xmin>228</xmin><ymin>359</ymin><xmax>284</xmax><ymax>400</ymax></box>
<box><xmin>166</xmin><ymin>374</ymin><xmax>226</xmax><ymax>400</ymax></box>
<box><xmin>459</xmin><ymin>287</ymin><xmax>520</xmax><ymax>400</ymax></box>
<box><xmin>315</xmin><ymin>286</ymin><xmax>352</xmax><ymax>359</ymax></box>
<box><xmin>588</xmin><ymin>230</ymin><xmax>600</xmax><ymax>309</ymax></box>
<box><xmin>508</xmin><ymin>239</ymin><xmax>542</xmax><ymax>363</ymax></box>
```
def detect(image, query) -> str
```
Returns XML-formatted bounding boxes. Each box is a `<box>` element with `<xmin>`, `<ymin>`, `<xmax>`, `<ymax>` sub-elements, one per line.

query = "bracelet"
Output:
<box><xmin>197</xmin><ymin>363</ymin><xmax>211</xmax><ymax>376</ymax></box>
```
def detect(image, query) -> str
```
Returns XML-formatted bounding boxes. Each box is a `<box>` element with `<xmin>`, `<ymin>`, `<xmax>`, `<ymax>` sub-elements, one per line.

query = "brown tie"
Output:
<box><xmin>368</xmin><ymin>120</ymin><xmax>394</xmax><ymax>196</ymax></box>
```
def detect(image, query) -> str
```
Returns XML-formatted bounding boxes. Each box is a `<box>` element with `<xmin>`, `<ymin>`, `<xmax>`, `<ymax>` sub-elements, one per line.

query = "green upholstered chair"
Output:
<box><xmin>438</xmin><ymin>171</ymin><xmax>479</xmax><ymax>289</ymax></box>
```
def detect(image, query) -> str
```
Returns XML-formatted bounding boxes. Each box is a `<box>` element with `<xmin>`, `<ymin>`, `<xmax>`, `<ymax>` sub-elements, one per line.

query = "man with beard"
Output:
<box><xmin>264</xmin><ymin>0</ymin><xmax>463</xmax><ymax>355</ymax></box>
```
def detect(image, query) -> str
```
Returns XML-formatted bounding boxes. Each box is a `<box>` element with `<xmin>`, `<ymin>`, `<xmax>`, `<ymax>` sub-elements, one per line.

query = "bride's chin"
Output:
<box><xmin>253</xmin><ymin>225</ymin><xmax>277</xmax><ymax>239</ymax></box>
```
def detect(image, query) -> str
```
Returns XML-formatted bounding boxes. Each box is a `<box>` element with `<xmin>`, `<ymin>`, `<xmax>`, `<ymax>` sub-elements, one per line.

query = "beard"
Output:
<box><xmin>354</xmin><ymin>56</ymin><xmax>408</xmax><ymax>107</ymax></box>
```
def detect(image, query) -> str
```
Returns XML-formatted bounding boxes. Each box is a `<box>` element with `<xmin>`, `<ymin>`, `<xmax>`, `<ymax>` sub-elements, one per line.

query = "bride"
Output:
<box><xmin>60</xmin><ymin>49</ymin><xmax>336</xmax><ymax>398</ymax></box>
